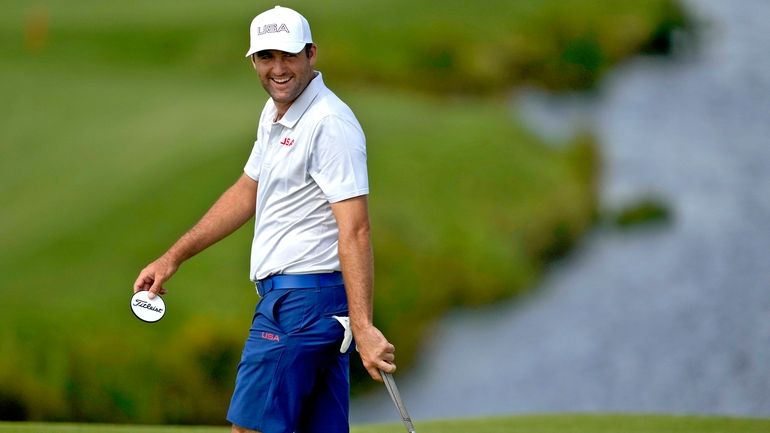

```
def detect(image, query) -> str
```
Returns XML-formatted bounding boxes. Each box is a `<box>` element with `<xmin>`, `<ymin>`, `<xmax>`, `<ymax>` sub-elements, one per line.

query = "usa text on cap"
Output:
<box><xmin>245</xmin><ymin>6</ymin><xmax>313</xmax><ymax>57</ymax></box>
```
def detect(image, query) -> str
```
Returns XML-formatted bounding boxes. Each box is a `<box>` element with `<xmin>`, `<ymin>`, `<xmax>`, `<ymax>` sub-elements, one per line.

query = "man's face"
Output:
<box><xmin>252</xmin><ymin>45</ymin><xmax>317</xmax><ymax>115</ymax></box>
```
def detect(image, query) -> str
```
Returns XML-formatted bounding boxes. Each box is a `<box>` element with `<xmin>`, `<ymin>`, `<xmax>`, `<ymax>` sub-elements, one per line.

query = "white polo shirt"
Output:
<box><xmin>244</xmin><ymin>73</ymin><xmax>369</xmax><ymax>282</ymax></box>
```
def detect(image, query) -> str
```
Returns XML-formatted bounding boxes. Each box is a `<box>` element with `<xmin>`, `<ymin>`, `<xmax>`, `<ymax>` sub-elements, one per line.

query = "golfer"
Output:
<box><xmin>132</xmin><ymin>6</ymin><xmax>396</xmax><ymax>433</ymax></box>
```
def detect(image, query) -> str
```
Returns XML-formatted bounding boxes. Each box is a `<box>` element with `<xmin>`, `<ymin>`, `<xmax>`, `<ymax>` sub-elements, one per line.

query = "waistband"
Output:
<box><xmin>256</xmin><ymin>272</ymin><xmax>344</xmax><ymax>297</ymax></box>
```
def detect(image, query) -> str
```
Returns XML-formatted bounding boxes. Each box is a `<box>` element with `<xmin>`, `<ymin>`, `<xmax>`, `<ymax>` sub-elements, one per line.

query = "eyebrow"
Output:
<box><xmin>255</xmin><ymin>50</ymin><xmax>299</xmax><ymax>58</ymax></box>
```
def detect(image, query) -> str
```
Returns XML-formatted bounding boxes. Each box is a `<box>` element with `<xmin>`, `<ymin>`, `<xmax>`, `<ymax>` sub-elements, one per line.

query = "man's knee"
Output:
<box><xmin>231</xmin><ymin>424</ymin><xmax>261</xmax><ymax>433</ymax></box>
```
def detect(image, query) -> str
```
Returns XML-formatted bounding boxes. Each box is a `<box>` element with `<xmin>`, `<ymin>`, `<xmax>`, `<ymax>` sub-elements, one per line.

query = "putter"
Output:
<box><xmin>380</xmin><ymin>370</ymin><xmax>416</xmax><ymax>433</ymax></box>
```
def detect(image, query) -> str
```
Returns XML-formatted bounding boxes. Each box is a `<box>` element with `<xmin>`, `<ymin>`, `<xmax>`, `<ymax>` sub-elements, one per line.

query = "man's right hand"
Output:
<box><xmin>354</xmin><ymin>324</ymin><xmax>396</xmax><ymax>382</ymax></box>
<box><xmin>133</xmin><ymin>255</ymin><xmax>178</xmax><ymax>299</ymax></box>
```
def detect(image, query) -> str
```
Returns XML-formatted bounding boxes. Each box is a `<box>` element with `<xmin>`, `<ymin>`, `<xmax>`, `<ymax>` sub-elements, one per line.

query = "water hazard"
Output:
<box><xmin>352</xmin><ymin>0</ymin><xmax>770</xmax><ymax>422</ymax></box>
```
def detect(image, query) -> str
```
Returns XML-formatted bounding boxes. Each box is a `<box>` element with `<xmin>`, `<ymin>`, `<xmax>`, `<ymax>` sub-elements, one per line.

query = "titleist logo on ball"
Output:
<box><xmin>133</xmin><ymin>299</ymin><xmax>163</xmax><ymax>313</ymax></box>
<box><xmin>130</xmin><ymin>291</ymin><xmax>166</xmax><ymax>323</ymax></box>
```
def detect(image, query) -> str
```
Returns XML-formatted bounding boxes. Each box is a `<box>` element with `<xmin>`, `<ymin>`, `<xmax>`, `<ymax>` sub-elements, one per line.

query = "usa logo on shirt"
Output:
<box><xmin>280</xmin><ymin>137</ymin><xmax>295</xmax><ymax>146</ymax></box>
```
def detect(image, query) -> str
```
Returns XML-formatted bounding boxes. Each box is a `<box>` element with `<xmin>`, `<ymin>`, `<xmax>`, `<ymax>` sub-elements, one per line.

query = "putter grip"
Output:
<box><xmin>380</xmin><ymin>370</ymin><xmax>416</xmax><ymax>433</ymax></box>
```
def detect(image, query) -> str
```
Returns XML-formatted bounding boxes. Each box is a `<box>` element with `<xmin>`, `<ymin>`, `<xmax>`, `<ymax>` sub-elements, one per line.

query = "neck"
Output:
<box><xmin>272</xmin><ymin>71</ymin><xmax>319</xmax><ymax>122</ymax></box>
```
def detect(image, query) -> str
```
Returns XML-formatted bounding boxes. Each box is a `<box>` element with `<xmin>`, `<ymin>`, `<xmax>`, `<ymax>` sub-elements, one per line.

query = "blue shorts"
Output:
<box><xmin>227</xmin><ymin>274</ymin><xmax>351</xmax><ymax>433</ymax></box>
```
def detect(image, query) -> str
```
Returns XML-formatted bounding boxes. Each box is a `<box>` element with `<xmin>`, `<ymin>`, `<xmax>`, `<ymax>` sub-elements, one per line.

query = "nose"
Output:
<box><xmin>271</xmin><ymin>56</ymin><xmax>288</xmax><ymax>74</ymax></box>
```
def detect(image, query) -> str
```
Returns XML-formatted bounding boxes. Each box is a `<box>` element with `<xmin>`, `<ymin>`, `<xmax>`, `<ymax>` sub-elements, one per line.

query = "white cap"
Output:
<box><xmin>245</xmin><ymin>6</ymin><xmax>313</xmax><ymax>57</ymax></box>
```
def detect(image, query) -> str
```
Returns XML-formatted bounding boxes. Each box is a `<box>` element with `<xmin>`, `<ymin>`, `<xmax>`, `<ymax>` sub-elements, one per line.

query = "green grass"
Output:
<box><xmin>2</xmin><ymin>414</ymin><xmax>770</xmax><ymax>433</ymax></box>
<box><xmin>0</xmin><ymin>0</ymin><xmax>685</xmax><ymax>424</ymax></box>
<box><xmin>0</xmin><ymin>53</ymin><xmax>596</xmax><ymax>420</ymax></box>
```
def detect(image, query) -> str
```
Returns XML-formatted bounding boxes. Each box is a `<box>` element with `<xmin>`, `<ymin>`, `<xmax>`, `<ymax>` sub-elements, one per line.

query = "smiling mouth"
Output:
<box><xmin>271</xmin><ymin>77</ymin><xmax>292</xmax><ymax>85</ymax></box>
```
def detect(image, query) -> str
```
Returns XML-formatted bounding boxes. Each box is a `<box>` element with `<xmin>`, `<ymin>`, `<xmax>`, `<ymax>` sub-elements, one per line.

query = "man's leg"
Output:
<box><xmin>295</xmin><ymin>351</ymin><xmax>350</xmax><ymax>433</ymax></box>
<box><xmin>227</xmin><ymin>293</ymin><xmax>292</xmax><ymax>433</ymax></box>
<box><xmin>228</xmin><ymin>285</ymin><xmax>349</xmax><ymax>433</ymax></box>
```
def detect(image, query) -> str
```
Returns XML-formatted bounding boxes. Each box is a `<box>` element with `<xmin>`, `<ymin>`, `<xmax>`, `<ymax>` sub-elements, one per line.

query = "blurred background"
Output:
<box><xmin>1</xmin><ymin>0</ymin><xmax>767</xmax><ymax>427</ymax></box>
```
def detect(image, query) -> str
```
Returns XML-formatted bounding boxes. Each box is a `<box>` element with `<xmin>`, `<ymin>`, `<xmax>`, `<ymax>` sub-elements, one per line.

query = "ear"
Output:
<box><xmin>250</xmin><ymin>54</ymin><xmax>257</xmax><ymax>70</ymax></box>
<box><xmin>307</xmin><ymin>44</ymin><xmax>318</xmax><ymax>66</ymax></box>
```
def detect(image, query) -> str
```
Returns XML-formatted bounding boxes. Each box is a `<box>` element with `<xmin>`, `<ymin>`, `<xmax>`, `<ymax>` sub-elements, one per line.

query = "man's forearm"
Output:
<box><xmin>338</xmin><ymin>227</ymin><xmax>375</xmax><ymax>333</ymax></box>
<box><xmin>331</xmin><ymin>195</ymin><xmax>395</xmax><ymax>379</ymax></box>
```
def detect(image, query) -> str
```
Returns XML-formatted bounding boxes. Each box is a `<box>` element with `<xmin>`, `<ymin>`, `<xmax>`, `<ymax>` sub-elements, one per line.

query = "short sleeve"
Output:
<box><xmin>243</xmin><ymin>139</ymin><xmax>262</xmax><ymax>181</ymax></box>
<box><xmin>308</xmin><ymin>116</ymin><xmax>369</xmax><ymax>203</ymax></box>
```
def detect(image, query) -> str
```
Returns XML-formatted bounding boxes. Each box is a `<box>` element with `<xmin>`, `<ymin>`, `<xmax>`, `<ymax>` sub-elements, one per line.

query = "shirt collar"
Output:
<box><xmin>272</xmin><ymin>71</ymin><xmax>324</xmax><ymax>129</ymax></box>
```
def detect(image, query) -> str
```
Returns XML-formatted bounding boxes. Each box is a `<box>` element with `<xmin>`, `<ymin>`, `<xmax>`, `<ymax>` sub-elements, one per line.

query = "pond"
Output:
<box><xmin>352</xmin><ymin>0</ymin><xmax>770</xmax><ymax>423</ymax></box>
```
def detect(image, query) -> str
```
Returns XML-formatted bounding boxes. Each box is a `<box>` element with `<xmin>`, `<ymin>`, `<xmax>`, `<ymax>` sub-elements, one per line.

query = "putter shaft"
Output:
<box><xmin>380</xmin><ymin>370</ymin><xmax>416</xmax><ymax>433</ymax></box>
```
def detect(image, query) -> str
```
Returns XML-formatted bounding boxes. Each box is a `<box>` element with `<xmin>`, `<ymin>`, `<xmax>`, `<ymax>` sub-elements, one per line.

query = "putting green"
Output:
<box><xmin>2</xmin><ymin>414</ymin><xmax>769</xmax><ymax>433</ymax></box>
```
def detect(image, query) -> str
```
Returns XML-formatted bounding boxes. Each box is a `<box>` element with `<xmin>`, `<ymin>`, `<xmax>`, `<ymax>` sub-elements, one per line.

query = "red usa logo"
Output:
<box><xmin>280</xmin><ymin>137</ymin><xmax>295</xmax><ymax>146</ymax></box>
<box><xmin>261</xmin><ymin>332</ymin><xmax>280</xmax><ymax>342</ymax></box>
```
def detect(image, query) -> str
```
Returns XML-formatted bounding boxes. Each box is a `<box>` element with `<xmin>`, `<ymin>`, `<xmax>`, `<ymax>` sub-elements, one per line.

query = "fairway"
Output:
<box><xmin>2</xmin><ymin>415</ymin><xmax>770</xmax><ymax>433</ymax></box>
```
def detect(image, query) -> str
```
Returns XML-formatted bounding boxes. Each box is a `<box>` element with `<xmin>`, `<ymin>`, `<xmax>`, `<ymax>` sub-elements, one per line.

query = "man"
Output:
<box><xmin>132</xmin><ymin>6</ymin><xmax>396</xmax><ymax>433</ymax></box>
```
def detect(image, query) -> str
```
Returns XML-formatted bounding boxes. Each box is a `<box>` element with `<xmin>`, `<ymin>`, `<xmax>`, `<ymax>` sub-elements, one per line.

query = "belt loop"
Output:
<box><xmin>256</xmin><ymin>278</ymin><xmax>274</xmax><ymax>297</ymax></box>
